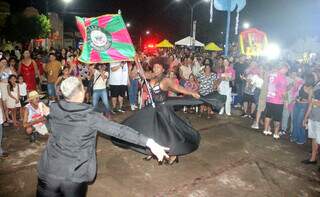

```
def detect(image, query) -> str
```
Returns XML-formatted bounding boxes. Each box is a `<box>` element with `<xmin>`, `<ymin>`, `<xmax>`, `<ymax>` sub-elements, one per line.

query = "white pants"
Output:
<box><xmin>219</xmin><ymin>81</ymin><xmax>232</xmax><ymax>115</ymax></box>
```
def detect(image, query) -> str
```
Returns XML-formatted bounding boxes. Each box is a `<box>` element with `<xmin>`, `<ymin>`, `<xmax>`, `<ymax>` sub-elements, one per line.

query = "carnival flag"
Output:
<box><xmin>76</xmin><ymin>14</ymin><xmax>136</xmax><ymax>63</ymax></box>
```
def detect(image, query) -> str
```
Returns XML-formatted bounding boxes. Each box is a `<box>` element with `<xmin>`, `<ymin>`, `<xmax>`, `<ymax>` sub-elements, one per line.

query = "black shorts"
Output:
<box><xmin>264</xmin><ymin>102</ymin><xmax>284</xmax><ymax>122</ymax></box>
<box><xmin>82</xmin><ymin>79</ymin><xmax>90</xmax><ymax>87</ymax></box>
<box><xmin>110</xmin><ymin>85</ymin><xmax>127</xmax><ymax>98</ymax></box>
<box><xmin>243</xmin><ymin>93</ymin><xmax>255</xmax><ymax>103</ymax></box>
<box><xmin>20</xmin><ymin>96</ymin><xmax>28</xmax><ymax>107</ymax></box>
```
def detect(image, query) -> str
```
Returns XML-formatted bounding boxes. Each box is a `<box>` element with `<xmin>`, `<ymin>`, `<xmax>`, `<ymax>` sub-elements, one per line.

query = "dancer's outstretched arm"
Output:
<box><xmin>92</xmin><ymin>113</ymin><xmax>169</xmax><ymax>161</ymax></box>
<box><xmin>162</xmin><ymin>78</ymin><xmax>200</xmax><ymax>99</ymax></box>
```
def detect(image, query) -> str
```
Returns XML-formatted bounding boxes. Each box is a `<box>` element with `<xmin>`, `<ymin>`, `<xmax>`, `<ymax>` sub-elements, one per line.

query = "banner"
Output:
<box><xmin>76</xmin><ymin>14</ymin><xmax>136</xmax><ymax>63</ymax></box>
<box><xmin>239</xmin><ymin>28</ymin><xmax>268</xmax><ymax>56</ymax></box>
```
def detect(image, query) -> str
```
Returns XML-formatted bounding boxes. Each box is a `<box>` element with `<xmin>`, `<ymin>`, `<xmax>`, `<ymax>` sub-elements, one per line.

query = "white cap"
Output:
<box><xmin>60</xmin><ymin>77</ymin><xmax>82</xmax><ymax>98</ymax></box>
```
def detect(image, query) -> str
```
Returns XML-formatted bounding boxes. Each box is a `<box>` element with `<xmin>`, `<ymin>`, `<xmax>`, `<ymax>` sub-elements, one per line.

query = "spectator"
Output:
<box><xmin>179</xmin><ymin>57</ymin><xmax>192</xmax><ymax>87</ymax></box>
<box><xmin>18</xmin><ymin>75</ymin><xmax>27</xmax><ymax>120</ymax></box>
<box><xmin>109</xmin><ymin>62</ymin><xmax>129</xmax><ymax>113</ymax></box>
<box><xmin>263</xmin><ymin>64</ymin><xmax>289</xmax><ymax>139</ymax></box>
<box><xmin>0</xmin><ymin>90</ymin><xmax>8</xmax><ymax>158</ymax></box>
<box><xmin>8</xmin><ymin>57</ymin><xmax>18</xmax><ymax>75</ymax></box>
<box><xmin>35</xmin><ymin>53</ymin><xmax>45</xmax><ymax>90</ymax></box>
<box><xmin>291</xmin><ymin>74</ymin><xmax>314</xmax><ymax>144</ymax></box>
<box><xmin>78</xmin><ymin>63</ymin><xmax>91</xmax><ymax>103</ymax></box>
<box><xmin>197</xmin><ymin>64</ymin><xmax>217</xmax><ymax>119</ymax></box>
<box><xmin>6</xmin><ymin>75</ymin><xmax>20</xmax><ymax>127</ymax></box>
<box><xmin>55</xmin><ymin>66</ymin><xmax>70</xmax><ymax>100</ymax></box>
<box><xmin>184</xmin><ymin>74</ymin><xmax>199</xmax><ymax>113</ymax></box>
<box><xmin>68</xmin><ymin>55</ymin><xmax>80</xmax><ymax>77</ymax></box>
<box><xmin>0</xmin><ymin>58</ymin><xmax>14</xmax><ymax>124</ymax></box>
<box><xmin>90</xmin><ymin>64</ymin><xmax>110</xmax><ymax>117</ymax></box>
<box><xmin>44</xmin><ymin>53</ymin><xmax>62</xmax><ymax>100</ymax></box>
<box><xmin>302</xmin><ymin>79</ymin><xmax>320</xmax><ymax>166</ymax></box>
<box><xmin>233</xmin><ymin>56</ymin><xmax>247</xmax><ymax>107</ymax></box>
<box><xmin>251</xmin><ymin>65</ymin><xmax>271</xmax><ymax>130</ymax></box>
<box><xmin>18</xmin><ymin>50</ymin><xmax>40</xmax><ymax>92</ymax></box>
<box><xmin>128</xmin><ymin>63</ymin><xmax>139</xmax><ymax>111</ymax></box>
<box><xmin>242</xmin><ymin>61</ymin><xmax>261</xmax><ymax>117</ymax></box>
<box><xmin>23</xmin><ymin>91</ymin><xmax>49</xmax><ymax>143</ymax></box>
<box><xmin>192</xmin><ymin>56</ymin><xmax>202</xmax><ymax>77</ymax></box>
<box><xmin>281</xmin><ymin>70</ymin><xmax>304</xmax><ymax>135</ymax></box>
<box><xmin>218</xmin><ymin>59</ymin><xmax>235</xmax><ymax>116</ymax></box>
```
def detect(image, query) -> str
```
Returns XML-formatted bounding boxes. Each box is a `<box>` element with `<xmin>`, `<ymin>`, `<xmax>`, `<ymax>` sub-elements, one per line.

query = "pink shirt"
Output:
<box><xmin>225</xmin><ymin>66</ymin><xmax>235</xmax><ymax>80</ymax></box>
<box><xmin>217</xmin><ymin>66</ymin><xmax>235</xmax><ymax>80</ymax></box>
<box><xmin>266</xmin><ymin>72</ymin><xmax>288</xmax><ymax>104</ymax></box>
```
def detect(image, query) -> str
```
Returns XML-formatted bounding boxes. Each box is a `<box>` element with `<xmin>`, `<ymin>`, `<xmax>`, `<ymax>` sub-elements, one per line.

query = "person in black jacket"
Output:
<box><xmin>36</xmin><ymin>77</ymin><xmax>169</xmax><ymax>197</ymax></box>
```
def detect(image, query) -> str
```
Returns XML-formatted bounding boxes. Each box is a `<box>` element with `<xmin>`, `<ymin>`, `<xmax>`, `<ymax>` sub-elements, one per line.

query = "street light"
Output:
<box><xmin>62</xmin><ymin>0</ymin><xmax>73</xmax><ymax>4</ymax></box>
<box><xmin>126</xmin><ymin>23</ymin><xmax>131</xmax><ymax>28</ymax></box>
<box><xmin>146</xmin><ymin>30</ymin><xmax>150</xmax><ymax>35</ymax></box>
<box><xmin>243</xmin><ymin>22</ymin><xmax>250</xmax><ymax>29</ymax></box>
<box><xmin>175</xmin><ymin>0</ymin><xmax>210</xmax><ymax>38</ymax></box>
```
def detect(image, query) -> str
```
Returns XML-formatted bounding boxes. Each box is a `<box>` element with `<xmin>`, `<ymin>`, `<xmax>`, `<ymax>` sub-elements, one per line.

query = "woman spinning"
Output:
<box><xmin>113</xmin><ymin>57</ymin><xmax>201</xmax><ymax>165</ymax></box>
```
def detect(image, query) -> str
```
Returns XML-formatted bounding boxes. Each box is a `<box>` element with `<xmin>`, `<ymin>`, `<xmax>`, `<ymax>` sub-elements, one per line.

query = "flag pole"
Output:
<box><xmin>134</xmin><ymin>57</ymin><xmax>156</xmax><ymax>108</ymax></box>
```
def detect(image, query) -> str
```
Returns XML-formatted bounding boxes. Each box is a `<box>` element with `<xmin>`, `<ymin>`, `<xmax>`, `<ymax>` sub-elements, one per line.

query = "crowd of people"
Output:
<box><xmin>0</xmin><ymin>45</ymin><xmax>320</xmax><ymax>172</ymax></box>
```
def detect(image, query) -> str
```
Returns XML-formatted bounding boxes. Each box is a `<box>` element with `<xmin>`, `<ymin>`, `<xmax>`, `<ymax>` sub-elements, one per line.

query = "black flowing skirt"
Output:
<box><xmin>112</xmin><ymin>104</ymin><xmax>200</xmax><ymax>155</ymax></box>
<box><xmin>111</xmin><ymin>92</ymin><xmax>226</xmax><ymax>156</ymax></box>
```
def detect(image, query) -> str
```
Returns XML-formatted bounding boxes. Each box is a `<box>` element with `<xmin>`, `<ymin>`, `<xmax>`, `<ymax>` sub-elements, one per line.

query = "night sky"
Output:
<box><xmin>4</xmin><ymin>0</ymin><xmax>320</xmax><ymax>47</ymax></box>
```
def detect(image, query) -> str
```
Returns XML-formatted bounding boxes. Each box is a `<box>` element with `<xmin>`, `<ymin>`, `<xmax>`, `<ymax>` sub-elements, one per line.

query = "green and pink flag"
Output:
<box><xmin>76</xmin><ymin>14</ymin><xmax>136</xmax><ymax>63</ymax></box>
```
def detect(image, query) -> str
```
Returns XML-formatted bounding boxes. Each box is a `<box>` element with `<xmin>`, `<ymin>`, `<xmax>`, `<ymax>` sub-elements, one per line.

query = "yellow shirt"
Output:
<box><xmin>45</xmin><ymin>60</ymin><xmax>62</xmax><ymax>83</ymax></box>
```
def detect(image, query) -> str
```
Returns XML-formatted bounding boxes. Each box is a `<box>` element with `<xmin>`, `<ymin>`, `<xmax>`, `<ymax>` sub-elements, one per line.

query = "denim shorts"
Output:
<box><xmin>47</xmin><ymin>83</ymin><xmax>56</xmax><ymax>97</ymax></box>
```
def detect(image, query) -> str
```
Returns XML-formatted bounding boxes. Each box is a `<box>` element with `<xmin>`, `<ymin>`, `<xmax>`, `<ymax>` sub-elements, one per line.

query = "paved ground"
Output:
<box><xmin>0</xmin><ymin>111</ymin><xmax>320</xmax><ymax>197</ymax></box>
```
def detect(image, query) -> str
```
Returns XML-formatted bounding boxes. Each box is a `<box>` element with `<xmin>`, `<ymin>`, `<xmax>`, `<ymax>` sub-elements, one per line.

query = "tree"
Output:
<box><xmin>0</xmin><ymin>1</ymin><xmax>10</xmax><ymax>34</ymax></box>
<box><xmin>2</xmin><ymin>13</ymin><xmax>51</xmax><ymax>43</ymax></box>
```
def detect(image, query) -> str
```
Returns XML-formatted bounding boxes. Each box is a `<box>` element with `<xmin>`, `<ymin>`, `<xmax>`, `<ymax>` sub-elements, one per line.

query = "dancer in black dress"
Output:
<box><xmin>113</xmin><ymin>57</ymin><xmax>225</xmax><ymax>165</ymax></box>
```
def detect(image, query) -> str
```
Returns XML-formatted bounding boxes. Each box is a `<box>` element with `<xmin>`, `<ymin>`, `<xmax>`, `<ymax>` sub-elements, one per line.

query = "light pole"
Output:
<box><xmin>175</xmin><ymin>0</ymin><xmax>210</xmax><ymax>38</ymax></box>
<box><xmin>61</xmin><ymin>0</ymin><xmax>73</xmax><ymax>48</ymax></box>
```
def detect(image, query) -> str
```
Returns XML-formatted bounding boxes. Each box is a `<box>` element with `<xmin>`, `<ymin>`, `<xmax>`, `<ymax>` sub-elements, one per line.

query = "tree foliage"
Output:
<box><xmin>2</xmin><ymin>14</ymin><xmax>51</xmax><ymax>43</ymax></box>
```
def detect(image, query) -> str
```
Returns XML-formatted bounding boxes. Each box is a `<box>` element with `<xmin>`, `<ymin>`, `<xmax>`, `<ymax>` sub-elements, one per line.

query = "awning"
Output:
<box><xmin>204</xmin><ymin>42</ymin><xmax>223</xmax><ymax>51</ymax></box>
<box><xmin>175</xmin><ymin>36</ymin><xmax>204</xmax><ymax>47</ymax></box>
<box><xmin>156</xmin><ymin>39</ymin><xmax>174</xmax><ymax>48</ymax></box>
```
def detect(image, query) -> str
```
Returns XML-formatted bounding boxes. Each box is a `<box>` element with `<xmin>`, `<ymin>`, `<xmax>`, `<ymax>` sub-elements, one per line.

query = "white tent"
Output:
<box><xmin>175</xmin><ymin>36</ymin><xmax>204</xmax><ymax>47</ymax></box>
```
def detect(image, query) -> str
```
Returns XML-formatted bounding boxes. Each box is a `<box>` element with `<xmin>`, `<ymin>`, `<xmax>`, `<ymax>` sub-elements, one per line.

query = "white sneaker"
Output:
<box><xmin>273</xmin><ymin>133</ymin><xmax>280</xmax><ymax>140</ymax></box>
<box><xmin>263</xmin><ymin>130</ymin><xmax>272</xmax><ymax>136</ymax></box>
<box><xmin>130</xmin><ymin>105</ymin><xmax>135</xmax><ymax>111</ymax></box>
<box><xmin>226</xmin><ymin>113</ymin><xmax>231</xmax><ymax>116</ymax></box>
<box><xmin>251</xmin><ymin>123</ymin><xmax>259</xmax><ymax>130</ymax></box>
<box><xmin>219</xmin><ymin>107</ymin><xmax>224</xmax><ymax>115</ymax></box>
<box><xmin>183</xmin><ymin>106</ymin><xmax>187</xmax><ymax>113</ymax></box>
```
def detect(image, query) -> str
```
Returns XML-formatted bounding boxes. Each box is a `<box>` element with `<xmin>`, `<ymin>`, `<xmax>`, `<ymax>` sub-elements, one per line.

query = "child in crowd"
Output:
<box><xmin>18</xmin><ymin>75</ymin><xmax>27</xmax><ymax>120</ymax></box>
<box><xmin>184</xmin><ymin>74</ymin><xmax>199</xmax><ymax>113</ymax></box>
<box><xmin>55</xmin><ymin>66</ymin><xmax>70</xmax><ymax>100</ymax></box>
<box><xmin>6</xmin><ymin>75</ymin><xmax>20</xmax><ymax>127</ymax></box>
